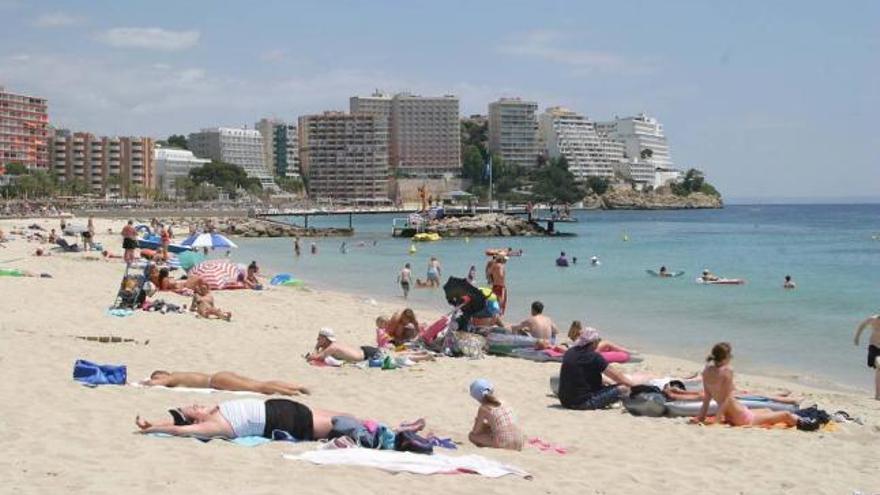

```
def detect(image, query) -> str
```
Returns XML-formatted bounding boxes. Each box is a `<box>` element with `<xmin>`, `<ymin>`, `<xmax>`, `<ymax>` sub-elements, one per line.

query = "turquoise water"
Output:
<box><xmin>232</xmin><ymin>205</ymin><xmax>880</xmax><ymax>392</ymax></box>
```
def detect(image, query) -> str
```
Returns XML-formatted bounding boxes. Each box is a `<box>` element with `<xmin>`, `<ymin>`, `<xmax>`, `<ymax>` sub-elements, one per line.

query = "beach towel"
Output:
<box><xmin>73</xmin><ymin>359</ymin><xmax>127</xmax><ymax>385</ymax></box>
<box><xmin>148</xmin><ymin>432</ymin><xmax>271</xmax><ymax>447</ymax></box>
<box><xmin>106</xmin><ymin>308</ymin><xmax>134</xmax><ymax>317</ymax></box>
<box><xmin>129</xmin><ymin>381</ymin><xmax>263</xmax><ymax>396</ymax></box>
<box><xmin>284</xmin><ymin>449</ymin><xmax>531</xmax><ymax>478</ymax></box>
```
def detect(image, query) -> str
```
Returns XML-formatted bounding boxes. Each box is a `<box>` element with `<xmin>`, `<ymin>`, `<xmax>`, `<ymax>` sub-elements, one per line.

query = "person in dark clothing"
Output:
<box><xmin>557</xmin><ymin>327</ymin><xmax>634</xmax><ymax>410</ymax></box>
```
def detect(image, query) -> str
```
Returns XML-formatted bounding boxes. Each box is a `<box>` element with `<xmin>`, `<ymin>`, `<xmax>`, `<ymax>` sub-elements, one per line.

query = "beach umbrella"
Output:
<box><xmin>442</xmin><ymin>277</ymin><xmax>486</xmax><ymax>316</ymax></box>
<box><xmin>181</xmin><ymin>232</ymin><xmax>238</xmax><ymax>250</ymax></box>
<box><xmin>189</xmin><ymin>259</ymin><xmax>241</xmax><ymax>289</ymax></box>
<box><xmin>176</xmin><ymin>251</ymin><xmax>206</xmax><ymax>271</ymax></box>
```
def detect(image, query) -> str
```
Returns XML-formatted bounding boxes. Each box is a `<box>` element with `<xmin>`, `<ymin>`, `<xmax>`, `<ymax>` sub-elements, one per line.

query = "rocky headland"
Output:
<box><xmin>583</xmin><ymin>189</ymin><xmax>723</xmax><ymax>210</ymax></box>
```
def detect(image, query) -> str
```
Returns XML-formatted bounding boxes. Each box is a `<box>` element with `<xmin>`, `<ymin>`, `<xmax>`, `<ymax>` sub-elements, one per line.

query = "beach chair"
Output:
<box><xmin>55</xmin><ymin>238</ymin><xmax>80</xmax><ymax>252</ymax></box>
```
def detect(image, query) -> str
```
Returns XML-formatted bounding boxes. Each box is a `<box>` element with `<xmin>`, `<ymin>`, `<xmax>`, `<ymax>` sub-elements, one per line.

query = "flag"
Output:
<box><xmin>483</xmin><ymin>156</ymin><xmax>492</xmax><ymax>182</ymax></box>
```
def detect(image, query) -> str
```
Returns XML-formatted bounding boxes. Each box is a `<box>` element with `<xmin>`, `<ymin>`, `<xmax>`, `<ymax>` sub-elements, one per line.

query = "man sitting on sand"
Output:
<box><xmin>190</xmin><ymin>284</ymin><xmax>232</xmax><ymax>321</ymax></box>
<box><xmin>558</xmin><ymin>328</ymin><xmax>634</xmax><ymax>410</ymax></box>
<box><xmin>308</xmin><ymin>328</ymin><xmax>384</xmax><ymax>364</ymax></box>
<box><xmin>142</xmin><ymin>370</ymin><xmax>309</xmax><ymax>395</ymax></box>
<box><xmin>507</xmin><ymin>301</ymin><xmax>558</xmax><ymax>343</ymax></box>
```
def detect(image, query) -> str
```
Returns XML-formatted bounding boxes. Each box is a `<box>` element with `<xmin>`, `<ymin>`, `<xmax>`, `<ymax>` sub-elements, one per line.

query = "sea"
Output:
<box><xmin>232</xmin><ymin>204</ymin><xmax>880</xmax><ymax>393</ymax></box>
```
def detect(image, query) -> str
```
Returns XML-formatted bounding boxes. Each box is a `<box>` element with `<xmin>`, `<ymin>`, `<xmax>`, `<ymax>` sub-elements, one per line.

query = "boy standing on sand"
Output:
<box><xmin>854</xmin><ymin>314</ymin><xmax>880</xmax><ymax>400</ymax></box>
<box><xmin>398</xmin><ymin>263</ymin><xmax>412</xmax><ymax>298</ymax></box>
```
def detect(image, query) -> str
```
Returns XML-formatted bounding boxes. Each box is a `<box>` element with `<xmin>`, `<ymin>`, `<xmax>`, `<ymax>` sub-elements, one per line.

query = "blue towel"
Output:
<box><xmin>148</xmin><ymin>433</ymin><xmax>272</xmax><ymax>446</ymax></box>
<box><xmin>73</xmin><ymin>359</ymin><xmax>127</xmax><ymax>385</ymax></box>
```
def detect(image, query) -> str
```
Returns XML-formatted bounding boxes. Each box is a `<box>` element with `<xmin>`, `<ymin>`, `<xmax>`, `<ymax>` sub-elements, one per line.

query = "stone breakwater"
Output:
<box><xmin>420</xmin><ymin>213</ymin><xmax>548</xmax><ymax>237</ymax></box>
<box><xmin>146</xmin><ymin>217</ymin><xmax>352</xmax><ymax>238</ymax></box>
<box><xmin>583</xmin><ymin>190</ymin><xmax>723</xmax><ymax>210</ymax></box>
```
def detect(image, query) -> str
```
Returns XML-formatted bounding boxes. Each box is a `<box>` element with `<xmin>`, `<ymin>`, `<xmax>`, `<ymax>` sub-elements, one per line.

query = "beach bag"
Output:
<box><xmin>455</xmin><ymin>331</ymin><xmax>486</xmax><ymax>359</ymax></box>
<box><xmin>394</xmin><ymin>431</ymin><xmax>434</xmax><ymax>455</ymax></box>
<box><xmin>73</xmin><ymin>359</ymin><xmax>127</xmax><ymax>385</ymax></box>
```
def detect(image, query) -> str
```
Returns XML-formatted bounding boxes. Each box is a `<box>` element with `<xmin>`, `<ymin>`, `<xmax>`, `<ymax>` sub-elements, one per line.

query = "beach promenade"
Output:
<box><xmin>0</xmin><ymin>216</ymin><xmax>877</xmax><ymax>495</ymax></box>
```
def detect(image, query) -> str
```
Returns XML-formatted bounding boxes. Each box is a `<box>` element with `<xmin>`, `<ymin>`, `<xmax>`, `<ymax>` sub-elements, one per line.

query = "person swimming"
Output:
<box><xmin>555</xmin><ymin>252</ymin><xmax>569</xmax><ymax>267</ymax></box>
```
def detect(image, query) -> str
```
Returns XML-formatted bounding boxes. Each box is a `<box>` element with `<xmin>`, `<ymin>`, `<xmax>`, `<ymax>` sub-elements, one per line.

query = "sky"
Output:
<box><xmin>1</xmin><ymin>0</ymin><xmax>877</xmax><ymax>200</ymax></box>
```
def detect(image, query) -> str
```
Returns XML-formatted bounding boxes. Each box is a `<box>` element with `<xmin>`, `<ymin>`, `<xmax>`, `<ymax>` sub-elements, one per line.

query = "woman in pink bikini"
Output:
<box><xmin>696</xmin><ymin>342</ymin><xmax>811</xmax><ymax>429</ymax></box>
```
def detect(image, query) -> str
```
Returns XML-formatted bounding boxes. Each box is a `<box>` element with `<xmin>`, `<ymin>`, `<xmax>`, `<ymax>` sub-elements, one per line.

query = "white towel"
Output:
<box><xmin>284</xmin><ymin>448</ymin><xmax>530</xmax><ymax>479</ymax></box>
<box><xmin>129</xmin><ymin>381</ymin><xmax>262</xmax><ymax>396</ymax></box>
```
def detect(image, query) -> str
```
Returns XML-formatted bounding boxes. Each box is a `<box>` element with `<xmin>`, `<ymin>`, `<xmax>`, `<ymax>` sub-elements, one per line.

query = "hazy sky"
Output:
<box><xmin>1</xmin><ymin>0</ymin><xmax>877</xmax><ymax>199</ymax></box>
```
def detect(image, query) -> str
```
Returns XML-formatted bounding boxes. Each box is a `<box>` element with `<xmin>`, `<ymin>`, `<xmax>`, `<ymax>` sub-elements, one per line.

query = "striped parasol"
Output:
<box><xmin>188</xmin><ymin>259</ymin><xmax>242</xmax><ymax>289</ymax></box>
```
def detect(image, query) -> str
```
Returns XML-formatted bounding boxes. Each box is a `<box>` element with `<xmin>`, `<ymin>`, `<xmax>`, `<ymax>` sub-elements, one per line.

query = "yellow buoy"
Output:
<box><xmin>409</xmin><ymin>244</ymin><xmax>417</xmax><ymax>254</ymax></box>
<box><xmin>465</xmin><ymin>237</ymin><xmax>470</xmax><ymax>243</ymax></box>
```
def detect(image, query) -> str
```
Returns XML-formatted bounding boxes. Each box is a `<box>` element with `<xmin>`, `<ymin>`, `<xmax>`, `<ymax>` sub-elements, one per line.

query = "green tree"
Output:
<box><xmin>461</xmin><ymin>145</ymin><xmax>484</xmax><ymax>182</ymax></box>
<box><xmin>4</xmin><ymin>162</ymin><xmax>28</xmax><ymax>175</ymax></box>
<box><xmin>189</xmin><ymin>160</ymin><xmax>260</xmax><ymax>198</ymax></box>
<box><xmin>166</xmin><ymin>134</ymin><xmax>188</xmax><ymax>149</ymax></box>
<box><xmin>531</xmin><ymin>156</ymin><xmax>585</xmax><ymax>204</ymax></box>
<box><xmin>276</xmin><ymin>176</ymin><xmax>305</xmax><ymax>194</ymax></box>
<box><xmin>586</xmin><ymin>176</ymin><xmax>610</xmax><ymax>195</ymax></box>
<box><xmin>671</xmin><ymin>169</ymin><xmax>720</xmax><ymax>197</ymax></box>
<box><xmin>640</xmin><ymin>148</ymin><xmax>654</xmax><ymax>160</ymax></box>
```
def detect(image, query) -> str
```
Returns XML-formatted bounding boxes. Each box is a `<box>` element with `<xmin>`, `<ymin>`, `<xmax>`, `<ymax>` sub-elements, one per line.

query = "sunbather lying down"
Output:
<box><xmin>142</xmin><ymin>370</ymin><xmax>309</xmax><ymax>396</ymax></box>
<box><xmin>135</xmin><ymin>398</ymin><xmax>431</xmax><ymax>448</ymax></box>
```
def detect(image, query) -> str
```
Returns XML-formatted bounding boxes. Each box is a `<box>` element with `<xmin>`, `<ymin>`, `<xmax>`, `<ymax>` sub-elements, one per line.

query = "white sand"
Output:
<box><xmin>0</xmin><ymin>217</ymin><xmax>877</xmax><ymax>495</ymax></box>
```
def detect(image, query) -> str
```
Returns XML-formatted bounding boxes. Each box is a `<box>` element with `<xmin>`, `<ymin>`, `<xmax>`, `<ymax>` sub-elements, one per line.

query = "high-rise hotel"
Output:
<box><xmin>50</xmin><ymin>131</ymin><xmax>154</xmax><ymax>196</ymax></box>
<box><xmin>488</xmin><ymin>98</ymin><xmax>540</xmax><ymax>169</ymax></box>
<box><xmin>0</xmin><ymin>86</ymin><xmax>49</xmax><ymax>170</ymax></box>
<box><xmin>350</xmin><ymin>91</ymin><xmax>460</xmax><ymax>177</ymax></box>
<box><xmin>298</xmin><ymin>111</ymin><xmax>389</xmax><ymax>202</ymax></box>
<box><xmin>595</xmin><ymin>113</ymin><xmax>674</xmax><ymax>169</ymax></box>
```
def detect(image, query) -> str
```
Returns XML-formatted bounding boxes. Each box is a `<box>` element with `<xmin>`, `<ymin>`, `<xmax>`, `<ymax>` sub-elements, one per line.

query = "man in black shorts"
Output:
<box><xmin>307</xmin><ymin>328</ymin><xmax>384</xmax><ymax>364</ymax></box>
<box><xmin>854</xmin><ymin>314</ymin><xmax>880</xmax><ymax>400</ymax></box>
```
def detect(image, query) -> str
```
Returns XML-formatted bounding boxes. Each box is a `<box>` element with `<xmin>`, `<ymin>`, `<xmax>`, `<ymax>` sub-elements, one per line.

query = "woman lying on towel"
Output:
<box><xmin>142</xmin><ymin>370</ymin><xmax>309</xmax><ymax>396</ymax></box>
<box><xmin>136</xmin><ymin>399</ymin><xmax>341</xmax><ymax>440</ymax></box>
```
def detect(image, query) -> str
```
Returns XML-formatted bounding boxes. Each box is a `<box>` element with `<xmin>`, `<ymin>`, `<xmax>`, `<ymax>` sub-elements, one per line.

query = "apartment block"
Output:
<box><xmin>539</xmin><ymin>106</ymin><xmax>624</xmax><ymax>180</ymax></box>
<box><xmin>50</xmin><ymin>131</ymin><xmax>154</xmax><ymax>196</ymax></box>
<box><xmin>154</xmin><ymin>147</ymin><xmax>210</xmax><ymax>198</ymax></box>
<box><xmin>596</xmin><ymin>113</ymin><xmax>674</xmax><ymax>169</ymax></box>
<box><xmin>0</xmin><ymin>86</ymin><xmax>49</xmax><ymax>170</ymax></box>
<box><xmin>256</xmin><ymin>118</ymin><xmax>300</xmax><ymax>178</ymax></box>
<box><xmin>298</xmin><ymin>112</ymin><xmax>389</xmax><ymax>202</ymax></box>
<box><xmin>351</xmin><ymin>91</ymin><xmax>460</xmax><ymax>177</ymax></box>
<box><xmin>488</xmin><ymin>98</ymin><xmax>539</xmax><ymax>169</ymax></box>
<box><xmin>188</xmin><ymin>127</ymin><xmax>275</xmax><ymax>189</ymax></box>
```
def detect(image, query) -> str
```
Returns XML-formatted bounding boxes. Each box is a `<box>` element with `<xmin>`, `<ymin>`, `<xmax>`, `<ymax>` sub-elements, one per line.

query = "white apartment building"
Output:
<box><xmin>154</xmin><ymin>147</ymin><xmax>210</xmax><ymax>198</ymax></box>
<box><xmin>298</xmin><ymin>112</ymin><xmax>390</xmax><ymax>202</ymax></box>
<box><xmin>188</xmin><ymin>127</ymin><xmax>275</xmax><ymax>189</ymax></box>
<box><xmin>351</xmin><ymin>91</ymin><xmax>460</xmax><ymax>177</ymax></box>
<box><xmin>538</xmin><ymin>106</ymin><xmax>625</xmax><ymax>180</ymax></box>
<box><xmin>488</xmin><ymin>98</ymin><xmax>539</xmax><ymax>169</ymax></box>
<box><xmin>596</xmin><ymin>113</ymin><xmax>674</xmax><ymax>169</ymax></box>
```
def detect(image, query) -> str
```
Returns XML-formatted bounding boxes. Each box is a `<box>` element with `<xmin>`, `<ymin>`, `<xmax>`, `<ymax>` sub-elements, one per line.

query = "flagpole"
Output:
<box><xmin>488</xmin><ymin>156</ymin><xmax>493</xmax><ymax>213</ymax></box>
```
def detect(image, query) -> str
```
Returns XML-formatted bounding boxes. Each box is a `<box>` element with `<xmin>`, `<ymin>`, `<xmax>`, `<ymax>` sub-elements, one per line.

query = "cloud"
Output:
<box><xmin>95</xmin><ymin>27</ymin><xmax>200</xmax><ymax>51</ymax></box>
<box><xmin>498</xmin><ymin>29</ymin><xmax>653</xmax><ymax>75</ymax></box>
<box><xmin>33</xmin><ymin>12</ymin><xmax>84</xmax><ymax>28</ymax></box>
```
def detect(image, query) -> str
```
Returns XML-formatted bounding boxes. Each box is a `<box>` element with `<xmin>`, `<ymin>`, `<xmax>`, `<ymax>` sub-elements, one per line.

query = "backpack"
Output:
<box><xmin>394</xmin><ymin>431</ymin><xmax>434</xmax><ymax>454</ymax></box>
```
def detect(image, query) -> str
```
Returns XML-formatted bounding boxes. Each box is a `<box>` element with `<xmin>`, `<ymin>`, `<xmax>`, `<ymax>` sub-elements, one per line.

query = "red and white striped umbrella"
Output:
<box><xmin>189</xmin><ymin>259</ymin><xmax>242</xmax><ymax>289</ymax></box>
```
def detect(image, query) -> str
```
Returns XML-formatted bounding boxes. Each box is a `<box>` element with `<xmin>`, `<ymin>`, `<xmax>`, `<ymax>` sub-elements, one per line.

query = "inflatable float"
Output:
<box><xmin>412</xmin><ymin>232</ymin><xmax>441</xmax><ymax>242</ymax></box>
<box><xmin>487</xmin><ymin>334</ymin><xmax>638</xmax><ymax>363</ymax></box>
<box><xmin>696</xmin><ymin>277</ymin><xmax>745</xmax><ymax>285</ymax></box>
<box><xmin>485</xmin><ymin>248</ymin><xmax>522</xmax><ymax>257</ymax></box>
<box><xmin>646</xmin><ymin>269</ymin><xmax>685</xmax><ymax>278</ymax></box>
<box><xmin>548</xmin><ymin>376</ymin><xmax>797</xmax><ymax>417</ymax></box>
<box><xmin>270</xmin><ymin>273</ymin><xmax>305</xmax><ymax>287</ymax></box>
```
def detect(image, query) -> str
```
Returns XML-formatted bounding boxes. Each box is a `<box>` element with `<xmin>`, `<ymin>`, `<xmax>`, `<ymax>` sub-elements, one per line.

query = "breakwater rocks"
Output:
<box><xmin>584</xmin><ymin>190</ymin><xmax>723</xmax><ymax>210</ymax></box>
<box><xmin>152</xmin><ymin>217</ymin><xmax>351</xmax><ymax>238</ymax></box>
<box><xmin>422</xmin><ymin>213</ymin><xmax>548</xmax><ymax>238</ymax></box>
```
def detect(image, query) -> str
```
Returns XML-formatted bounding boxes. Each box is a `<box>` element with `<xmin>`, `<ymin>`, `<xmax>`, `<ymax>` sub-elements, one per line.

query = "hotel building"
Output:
<box><xmin>488</xmin><ymin>98</ymin><xmax>539</xmax><ymax>169</ymax></box>
<box><xmin>538</xmin><ymin>106</ymin><xmax>625</xmax><ymax>180</ymax></box>
<box><xmin>188</xmin><ymin>127</ymin><xmax>275</xmax><ymax>189</ymax></box>
<box><xmin>0</xmin><ymin>86</ymin><xmax>49</xmax><ymax>170</ymax></box>
<box><xmin>298</xmin><ymin>112</ymin><xmax>389</xmax><ymax>202</ymax></box>
<box><xmin>154</xmin><ymin>147</ymin><xmax>210</xmax><ymax>198</ymax></box>
<box><xmin>596</xmin><ymin>113</ymin><xmax>674</xmax><ymax>169</ymax></box>
<box><xmin>50</xmin><ymin>131</ymin><xmax>154</xmax><ymax>196</ymax></box>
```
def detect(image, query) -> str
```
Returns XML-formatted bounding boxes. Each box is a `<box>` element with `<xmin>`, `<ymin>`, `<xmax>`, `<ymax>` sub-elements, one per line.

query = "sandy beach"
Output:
<box><xmin>0</xmin><ymin>216</ymin><xmax>877</xmax><ymax>495</ymax></box>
